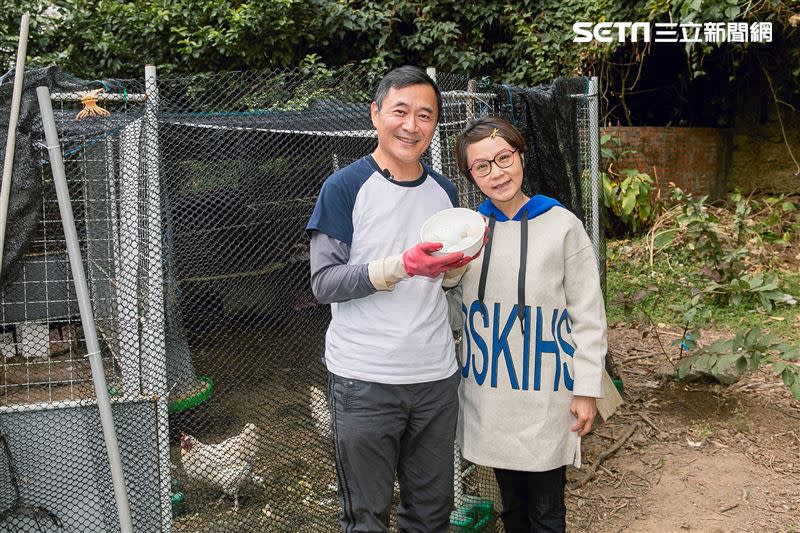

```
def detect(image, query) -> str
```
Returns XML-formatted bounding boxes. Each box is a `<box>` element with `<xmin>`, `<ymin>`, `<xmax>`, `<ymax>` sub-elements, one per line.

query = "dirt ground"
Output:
<box><xmin>566</xmin><ymin>324</ymin><xmax>800</xmax><ymax>533</ymax></box>
<box><xmin>169</xmin><ymin>311</ymin><xmax>342</xmax><ymax>532</ymax></box>
<box><xmin>165</xmin><ymin>310</ymin><xmax>800</xmax><ymax>532</ymax></box>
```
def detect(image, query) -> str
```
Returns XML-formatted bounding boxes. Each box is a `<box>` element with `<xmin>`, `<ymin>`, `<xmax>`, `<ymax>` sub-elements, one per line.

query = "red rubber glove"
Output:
<box><xmin>402</xmin><ymin>242</ymin><xmax>465</xmax><ymax>277</ymax></box>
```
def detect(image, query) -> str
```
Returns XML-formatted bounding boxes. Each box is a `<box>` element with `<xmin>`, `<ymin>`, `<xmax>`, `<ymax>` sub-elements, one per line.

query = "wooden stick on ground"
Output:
<box><xmin>639</xmin><ymin>412</ymin><xmax>663</xmax><ymax>433</ymax></box>
<box><xmin>570</xmin><ymin>424</ymin><xmax>638</xmax><ymax>490</ymax></box>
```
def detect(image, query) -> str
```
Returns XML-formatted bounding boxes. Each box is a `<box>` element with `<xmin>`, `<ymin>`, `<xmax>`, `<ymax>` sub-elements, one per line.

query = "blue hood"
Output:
<box><xmin>474</xmin><ymin>194</ymin><xmax>564</xmax><ymax>336</ymax></box>
<box><xmin>477</xmin><ymin>195</ymin><xmax>563</xmax><ymax>221</ymax></box>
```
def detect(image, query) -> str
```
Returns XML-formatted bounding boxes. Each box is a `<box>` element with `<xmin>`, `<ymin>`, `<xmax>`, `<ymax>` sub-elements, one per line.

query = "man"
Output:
<box><xmin>306</xmin><ymin>66</ymin><xmax>473</xmax><ymax>532</ymax></box>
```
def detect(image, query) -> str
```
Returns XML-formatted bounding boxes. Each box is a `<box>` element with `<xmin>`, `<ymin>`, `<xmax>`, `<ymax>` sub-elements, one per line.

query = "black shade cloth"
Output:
<box><xmin>495</xmin><ymin>78</ymin><xmax>587</xmax><ymax>221</ymax></box>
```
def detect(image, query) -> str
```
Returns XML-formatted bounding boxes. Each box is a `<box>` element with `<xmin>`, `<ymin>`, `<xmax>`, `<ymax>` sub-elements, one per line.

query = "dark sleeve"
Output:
<box><xmin>306</xmin><ymin>166</ymin><xmax>366</xmax><ymax>246</ymax></box>
<box><xmin>445</xmin><ymin>284</ymin><xmax>464</xmax><ymax>332</ymax></box>
<box><xmin>309</xmin><ymin>230</ymin><xmax>377</xmax><ymax>304</ymax></box>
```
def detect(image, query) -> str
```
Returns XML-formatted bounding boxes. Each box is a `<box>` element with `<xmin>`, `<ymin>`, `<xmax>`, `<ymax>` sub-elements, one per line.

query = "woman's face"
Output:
<box><xmin>465</xmin><ymin>136</ymin><xmax>525</xmax><ymax>208</ymax></box>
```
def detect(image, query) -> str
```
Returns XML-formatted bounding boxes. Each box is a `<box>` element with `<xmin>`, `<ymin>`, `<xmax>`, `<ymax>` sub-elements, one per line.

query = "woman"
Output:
<box><xmin>453</xmin><ymin>116</ymin><xmax>607</xmax><ymax>532</ymax></box>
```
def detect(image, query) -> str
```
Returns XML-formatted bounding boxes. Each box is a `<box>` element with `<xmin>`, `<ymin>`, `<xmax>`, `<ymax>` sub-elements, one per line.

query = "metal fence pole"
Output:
<box><xmin>0</xmin><ymin>12</ymin><xmax>30</xmax><ymax>279</ymax></box>
<box><xmin>36</xmin><ymin>85</ymin><xmax>135</xmax><ymax>533</ymax></box>
<box><xmin>588</xmin><ymin>77</ymin><xmax>601</xmax><ymax>268</ymax></box>
<box><xmin>426</xmin><ymin>67</ymin><xmax>445</xmax><ymax>175</ymax></box>
<box><xmin>143</xmin><ymin>64</ymin><xmax>172</xmax><ymax>533</ymax></box>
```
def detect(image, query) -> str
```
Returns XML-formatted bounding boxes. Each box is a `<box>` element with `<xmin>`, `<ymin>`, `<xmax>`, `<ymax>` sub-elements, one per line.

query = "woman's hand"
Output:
<box><xmin>570</xmin><ymin>396</ymin><xmax>597</xmax><ymax>436</ymax></box>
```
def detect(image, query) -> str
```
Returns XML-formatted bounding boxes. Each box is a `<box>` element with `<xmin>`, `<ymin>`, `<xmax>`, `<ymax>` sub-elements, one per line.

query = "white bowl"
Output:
<box><xmin>420</xmin><ymin>208</ymin><xmax>486</xmax><ymax>257</ymax></box>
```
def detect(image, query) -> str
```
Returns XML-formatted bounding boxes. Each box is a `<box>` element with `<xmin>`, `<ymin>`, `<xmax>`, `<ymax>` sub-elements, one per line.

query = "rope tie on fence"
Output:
<box><xmin>76</xmin><ymin>88</ymin><xmax>110</xmax><ymax>120</ymax></box>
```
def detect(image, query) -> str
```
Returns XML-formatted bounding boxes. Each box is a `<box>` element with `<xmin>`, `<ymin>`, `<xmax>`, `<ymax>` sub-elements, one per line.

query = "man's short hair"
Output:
<box><xmin>374</xmin><ymin>66</ymin><xmax>443</xmax><ymax>123</ymax></box>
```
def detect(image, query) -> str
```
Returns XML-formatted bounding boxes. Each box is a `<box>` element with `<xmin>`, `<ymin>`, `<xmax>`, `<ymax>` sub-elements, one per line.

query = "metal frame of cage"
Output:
<box><xmin>0</xmin><ymin>67</ymin><xmax>600</xmax><ymax>532</ymax></box>
<box><xmin>0</xmin><ymin>66</ymin><xmax>170</xmax><ymax>532</ymax></box>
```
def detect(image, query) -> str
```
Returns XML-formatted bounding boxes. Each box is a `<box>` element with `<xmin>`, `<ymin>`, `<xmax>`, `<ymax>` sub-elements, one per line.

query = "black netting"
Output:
<box><xmin>0</xmin><ymin>67</ymin><xmax>86</xmax><ymax>289</ymax></box>
<box><xmin>493</xmin><ymin>78</ymin><xmax>606</xmax><ymax>295</ymax></box>
<box><xmin>496</xmin><ymin>79</ymin><xmax>585</xmax><ymax>221</ymax></box>
<box><xmin>0</xmin><ymin>66</ymin><xmax>602</xmax><ymax>532</ymax></box>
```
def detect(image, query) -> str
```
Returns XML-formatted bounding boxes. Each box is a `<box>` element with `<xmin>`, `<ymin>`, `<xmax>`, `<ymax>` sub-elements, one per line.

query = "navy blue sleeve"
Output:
<box><xmin>427</xmin><ymin>168</ymin><xmax>459</xmax><ymax>208</ymax></box>
<box><xmin>306</xmin><ymin>159</ymin><xmax>371</xmax><ymax>246</ymax></box>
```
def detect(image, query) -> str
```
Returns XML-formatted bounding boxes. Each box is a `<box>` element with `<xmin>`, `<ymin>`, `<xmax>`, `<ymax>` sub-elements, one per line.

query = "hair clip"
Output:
<box><xmin>490</xmin><ymin>128</ymin><xmax>498</xmax><ymax>139</ymax></box>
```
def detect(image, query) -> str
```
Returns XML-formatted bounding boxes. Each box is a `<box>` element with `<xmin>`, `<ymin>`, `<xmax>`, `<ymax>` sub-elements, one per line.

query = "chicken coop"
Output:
<box><xmin>0</xmin><ymin>65</ymin><xmax>600</xmax><ymax>532</ymax></box>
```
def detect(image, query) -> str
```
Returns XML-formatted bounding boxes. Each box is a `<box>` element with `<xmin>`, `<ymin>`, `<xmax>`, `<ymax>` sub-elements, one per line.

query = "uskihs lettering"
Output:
<box><xmin>461</xmin><ymin>301</ymin><xmax>575</xmax><ymax>392</ymax></box>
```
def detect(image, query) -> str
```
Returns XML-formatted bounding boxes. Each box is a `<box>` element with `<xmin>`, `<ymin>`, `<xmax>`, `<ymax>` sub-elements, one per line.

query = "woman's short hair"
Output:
<box><xmin>455</xmin><ymin>116</ymin><xmax>526</xmax><ymax>182</ymax></box>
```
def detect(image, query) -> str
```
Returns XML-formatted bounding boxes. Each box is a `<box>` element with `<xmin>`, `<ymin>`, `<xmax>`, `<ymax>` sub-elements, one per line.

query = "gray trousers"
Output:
<box><xmin>327</xmin><ymin>370</ymin><xmax>460</xmax><ymax>533</ymax></box>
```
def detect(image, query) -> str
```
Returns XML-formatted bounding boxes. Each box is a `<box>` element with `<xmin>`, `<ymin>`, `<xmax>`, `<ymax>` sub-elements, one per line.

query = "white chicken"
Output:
<box><xmin>179</xmin><ymin>422</ymin><xmax>263</xmax><ymax>511</ymax></box>
<box><xmin>307</xmin><ymin>386</ymin><xmax>400</xmax><ymax>494</ymax></box>
<box><xmin>309</xmin><ymin>385</ymin><xmax>332</xmax><ymax>439</ymax></box>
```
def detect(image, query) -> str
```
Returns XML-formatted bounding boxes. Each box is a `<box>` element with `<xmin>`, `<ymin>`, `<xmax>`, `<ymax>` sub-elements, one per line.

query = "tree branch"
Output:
<box><xmin>570</xmin><ymin>424</ymin><xmax>638</xmax><ymax>490</ymax></box>
<box><xmin>759</xmin><ymin>59</ymin><xmax>800</xmax><ymax>176</ymax></box>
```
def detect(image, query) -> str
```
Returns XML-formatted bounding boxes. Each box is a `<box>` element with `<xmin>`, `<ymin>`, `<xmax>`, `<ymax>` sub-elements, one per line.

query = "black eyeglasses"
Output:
<box><xmin>468</xmin><ymin>149</ymin><xmax>518</xmax><ymax>178</ymax></box>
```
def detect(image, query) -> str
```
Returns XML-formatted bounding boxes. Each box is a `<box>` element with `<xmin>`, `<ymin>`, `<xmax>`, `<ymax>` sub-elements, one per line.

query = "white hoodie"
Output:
<box><xmin>456</xmin><ymin>196</ymin><xmax>606</xmax><ymax>471</ymax></box>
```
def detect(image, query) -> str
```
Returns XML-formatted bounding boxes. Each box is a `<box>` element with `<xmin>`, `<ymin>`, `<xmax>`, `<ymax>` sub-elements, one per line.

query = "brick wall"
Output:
<box><xmin>601</xmin><ymin>126</ymin><xmax>730</xmax><ymax>198</ymax></box>
<box><xmin>728</xmin><ymin>108</ymin><xmax>800</xmax><ymax>194</ymax></box>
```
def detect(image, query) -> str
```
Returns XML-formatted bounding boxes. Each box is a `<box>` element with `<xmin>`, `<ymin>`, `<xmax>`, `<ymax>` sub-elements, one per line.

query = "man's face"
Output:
<box><xmin>371</xmin><ymin>83</ymin><xmax>438</xmax><ymax>168</ymax></box>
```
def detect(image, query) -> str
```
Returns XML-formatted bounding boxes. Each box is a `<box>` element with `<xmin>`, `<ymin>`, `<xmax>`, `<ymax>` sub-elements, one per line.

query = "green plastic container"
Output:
<box><xmin>168</xmin><ymin>375</ymin><xmax>214</xmax><ymax>414</ymax></box>
<box><xmin>170</xmin><ymin>491</ymin><xmax>185</xmax><ymax>517</ymax></box>
<box><xmin>170</xmin><ymin>477</ymin><xmax>185</xmax><ymax>517</ymax></box>
<box><xmin>450</xmin><ymin>496</ymin><xmax>496</xmax><ymax>532</ymax></box>
<box><xmin>107</xmin><ymin>375</ymin><xmax>214</xmax><ymax>415</ymax></box>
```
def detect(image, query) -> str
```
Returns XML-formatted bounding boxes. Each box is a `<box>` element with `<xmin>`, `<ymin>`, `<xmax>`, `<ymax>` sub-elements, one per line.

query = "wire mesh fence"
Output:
<box><xmin>0</xmin><ymin>65</ymin><xmax>601</xmax><ymax>532</ymax></box>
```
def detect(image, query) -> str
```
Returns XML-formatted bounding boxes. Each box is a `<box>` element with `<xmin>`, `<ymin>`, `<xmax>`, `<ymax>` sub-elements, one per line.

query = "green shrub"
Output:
<box><xmin>600</xmin><ymin>133</ymin><xmax>658</xmax><ymax>236</ymax></box>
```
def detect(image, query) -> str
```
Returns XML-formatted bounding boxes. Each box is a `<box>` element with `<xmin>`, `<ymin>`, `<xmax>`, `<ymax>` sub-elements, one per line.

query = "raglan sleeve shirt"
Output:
<box><xmin>307</xmin><ymin>163</ymin><xmax>412</xmax><ymax>304</ymax></box>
